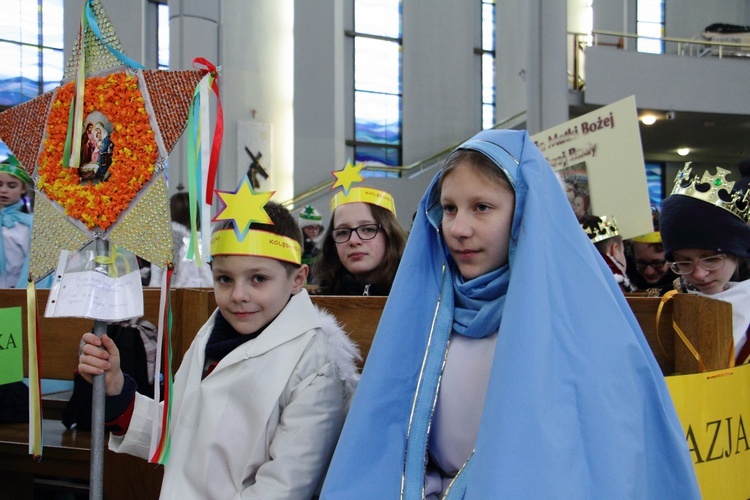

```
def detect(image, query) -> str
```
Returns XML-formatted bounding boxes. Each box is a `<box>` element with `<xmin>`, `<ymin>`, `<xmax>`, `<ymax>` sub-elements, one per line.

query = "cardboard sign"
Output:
<box><xmin>0</xmin><ymin>307</ymin><xmax>23</xmax><ymax>385</ymax></box>
<box><xmin>666</xmin><ymin>365</ymin><xmax>750</xmax><ymax>499</ymax></box>
<box><xmin>531</xmin><ymin>96</ymin><xmax>653</xmax><ymax>239</ymax></box>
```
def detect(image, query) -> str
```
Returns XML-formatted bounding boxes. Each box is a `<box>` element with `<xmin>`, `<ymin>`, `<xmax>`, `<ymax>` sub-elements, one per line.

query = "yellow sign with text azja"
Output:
<box><xmin>666</xmin><ymin>364</ymin><xmax>750</xmax><ymax>500</ymax></box>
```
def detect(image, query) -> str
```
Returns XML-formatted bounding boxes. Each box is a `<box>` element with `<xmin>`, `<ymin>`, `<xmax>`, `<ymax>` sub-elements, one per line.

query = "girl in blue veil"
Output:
<box><xmin>321</xmin><ymin>130</ymin><xmax>699</xmax><ymax>499</ymax></box>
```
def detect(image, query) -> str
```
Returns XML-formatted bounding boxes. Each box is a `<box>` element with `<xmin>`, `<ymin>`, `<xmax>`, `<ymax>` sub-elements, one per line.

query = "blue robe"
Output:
<box><xmin>321</xmin><ymin>130</ymin><xmax>699</xmax><ymax>499</ymax></box>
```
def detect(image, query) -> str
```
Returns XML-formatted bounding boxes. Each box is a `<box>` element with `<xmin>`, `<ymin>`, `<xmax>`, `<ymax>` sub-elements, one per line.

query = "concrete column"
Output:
<box><xmin>293</xmin><ymin>0</ymin><xmax>346</xmax><ymax>197</ymax></box>
<box><xmin>526</xmin><ymin>0</ymin><xmax>569</xmax><ymax>134</ymax></box>
<box><xmin>166</xmin><ymin>0</ymin><xmax>220</xmax><ymax>194</ymax></box>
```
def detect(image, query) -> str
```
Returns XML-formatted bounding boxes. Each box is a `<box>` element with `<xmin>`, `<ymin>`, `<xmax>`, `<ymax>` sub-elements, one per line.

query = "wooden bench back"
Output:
<box><xmin>3</xmin><ymin>288</ymin><xmax>733</xmax><ymax>381</ymax></box>
<box><xmin>177</xmin><ymin>289</ymin><xmax>386</xmax><ymax>369</ymax></box>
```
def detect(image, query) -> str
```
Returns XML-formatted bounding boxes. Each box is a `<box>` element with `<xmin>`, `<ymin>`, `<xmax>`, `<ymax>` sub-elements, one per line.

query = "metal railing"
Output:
<box><xmin>281</xmin><ymin>110</ymin><xmax>527</xmax><ymax>209</ymax></box>
<box><xmin>569</xmin><ymin>29</ymin><xmax>750</xmax><ymax>91</ymax></box>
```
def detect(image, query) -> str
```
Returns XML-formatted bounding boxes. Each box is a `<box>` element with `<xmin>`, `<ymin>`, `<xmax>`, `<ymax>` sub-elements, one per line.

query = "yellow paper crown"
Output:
<box><xmin>671</xmin><ymin>163</ymin><xmax>750</xmax><ymax>222</ymax></box>
<box><xmin>630</xmin><ymin>231</ymin><xmax>661</xmax><ymax>244</ymax></box>
<box><xmin>330</xmin><ymin>186</ymin><xmax>397</xmax><ymax>215</ymax></box>
<box><xmin>0</xmin><ymin>155</ymin><xmax>32</xmax><ymax>185</ymax></box>
<box><xmin>581</xmin><ymin>215</ymin><xmax>620</xmax><ymax>244</ymax></box>
<box><xmin>329</xmin><ymin>159</ymin><xmax>396</xmax><ymax>215</ymax></box>
<box><xmin>210</xmin><ymin>177</ymin><xmax>300</xmax><ymax>264</ymax></box>
<box><xmin>211</xmin><ymin>229</ymin><xmax>302</xmax><ymax>265</ymax></box>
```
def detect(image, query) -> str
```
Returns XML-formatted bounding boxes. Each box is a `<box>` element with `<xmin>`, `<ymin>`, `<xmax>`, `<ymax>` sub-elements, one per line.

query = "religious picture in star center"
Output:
<box><xmin>78</xmin><ymin>111</ymin><xmax>116</xmax><ymax>184</ymax></box>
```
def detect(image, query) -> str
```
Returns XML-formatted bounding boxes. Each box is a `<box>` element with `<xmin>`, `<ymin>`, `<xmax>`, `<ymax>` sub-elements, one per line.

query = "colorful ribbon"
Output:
<box><xmin>186</xmin><ymin>58</ymin><xmax>223</xmax><ymax>264</ymax></box>
<box><xmin>149</xmin><ymin>265</ymin><xmax>174</xmax><ymax>464</ymax></box>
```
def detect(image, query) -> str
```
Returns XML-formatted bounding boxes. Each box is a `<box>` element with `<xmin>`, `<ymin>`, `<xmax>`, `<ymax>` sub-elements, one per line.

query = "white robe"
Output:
<box><xmin>109</xmin><ymin>290</ymin><xmax>360</xmax><ymax>499</ymax></box>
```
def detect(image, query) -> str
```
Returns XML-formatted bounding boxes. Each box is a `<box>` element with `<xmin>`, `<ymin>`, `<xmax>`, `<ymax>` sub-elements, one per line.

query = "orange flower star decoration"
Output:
<box><xmin>37</xmin><ymin>71</ymin><xmax>159</xmax><ymax>230</ymax></box>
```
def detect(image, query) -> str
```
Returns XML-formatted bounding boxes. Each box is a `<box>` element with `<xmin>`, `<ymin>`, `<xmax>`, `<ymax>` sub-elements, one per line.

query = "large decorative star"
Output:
<box><xmin>213</xmin><ymin>177</ymin><xmax>275</xmax><ymax>239</ymax></box>
<box><xmin>0</xmin><ymin>0</ymin><xmax>203</xmax><ymax>279</ymax></box>
<box><xmin>331</xmin><ymin>159</ymin><xmax>364</xmax><ymax>195</ymax></box>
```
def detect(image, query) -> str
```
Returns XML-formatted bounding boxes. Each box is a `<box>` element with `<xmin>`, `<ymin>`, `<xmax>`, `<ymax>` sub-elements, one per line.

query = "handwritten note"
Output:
<box><xmin>45</xmin><ymin>269</ymin><xmax>144</xmax><ymax>321</ymax></box>
<box><xmin>0</xmin><ymin>307</ymin><xmax>23</xmax><ymax>385</ymax></box>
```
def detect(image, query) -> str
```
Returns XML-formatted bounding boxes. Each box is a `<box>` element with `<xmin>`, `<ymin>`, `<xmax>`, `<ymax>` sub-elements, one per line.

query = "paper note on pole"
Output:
<box><xmin>45</xmin><ymin>251</ymin><xmax>143</xmax><ymax>321</ymax></box>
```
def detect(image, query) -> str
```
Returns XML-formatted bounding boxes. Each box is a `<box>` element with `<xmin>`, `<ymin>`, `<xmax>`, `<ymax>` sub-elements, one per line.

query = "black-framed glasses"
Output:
<box><xmin>668</xmin><ymin>254</ymin><xmax>726</xmax><ymax>275</ymax></box>
<box><xmin>332</xmin><ymin>223</ymin><xmax>381</xmax><ymax>244</ymax></box>
<box><xmin>635</xmin><ymin>259</ymin><xmax>667</xmax><ymax>271</ymax></box>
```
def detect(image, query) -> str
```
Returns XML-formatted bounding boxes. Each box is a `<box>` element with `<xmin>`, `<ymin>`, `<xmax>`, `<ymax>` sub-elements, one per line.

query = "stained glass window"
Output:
<box><xmin>481</xmin><ymin>0</ymin><xmax>496</xmax><ymax>130</ymax></box>
<box><xmin>637</xmin><ymin>0</ymin><xmax>665</xmax><ymax>54</ymax></box>
<box><xmin>0</xmin><ymin>0</ymin><xmax>64</xmax><ymax>108</ymax></box>
<box><xmin>352</xmin><ymin>0</ymin><xmax>402</xmax><ymax>171</ymax></box>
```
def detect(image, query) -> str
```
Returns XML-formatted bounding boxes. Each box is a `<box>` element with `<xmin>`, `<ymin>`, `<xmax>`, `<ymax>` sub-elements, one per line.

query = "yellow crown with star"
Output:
<box><xmin>582</xmin><ymin>215</ymin><xmax>620</xmax><ymax>244</ymax></box>
<box><xmin>671</xmin><ymin>163</ymin><xmax>750</xmax><ymax>223</ymax></box>
<box><xmin>210</xmin><ymin>177</ymin><xmax>301</xmax><ymax>265</ymax></box>
<box><xmin>329</xmin><ymin>159</ymin><xmax>397</xmax><ymax>215</ymax></box>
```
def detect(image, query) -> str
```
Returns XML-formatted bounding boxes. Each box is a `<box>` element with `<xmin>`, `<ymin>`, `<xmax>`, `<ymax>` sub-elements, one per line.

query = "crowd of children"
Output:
<box><xmin>5</xmin><ymin>125</ymin><xmax>747</xmax><ymax>497</ymax></box>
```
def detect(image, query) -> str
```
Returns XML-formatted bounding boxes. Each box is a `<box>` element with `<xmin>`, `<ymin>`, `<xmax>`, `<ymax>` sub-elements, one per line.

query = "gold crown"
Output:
<box><xmin>581</xmin><ymin>215</ymin><xmax>620</xmax><ymax>244</ymax></box>
<box><xmin>671</xmin><ymin>163</ymin><xmax>750</xmax><ymax>223</ymax></box>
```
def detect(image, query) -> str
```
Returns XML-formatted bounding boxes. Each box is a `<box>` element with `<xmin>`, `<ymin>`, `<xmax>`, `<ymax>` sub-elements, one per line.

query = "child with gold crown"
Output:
<box><xmin>661</xmin><ymin>164</ymin><xmax>750</xmax><ymax>365</ymax></box>
<box><xmin>77</xmin><ymin>181</ymin><xmax>360</xmax><ymax>498</ymax></box>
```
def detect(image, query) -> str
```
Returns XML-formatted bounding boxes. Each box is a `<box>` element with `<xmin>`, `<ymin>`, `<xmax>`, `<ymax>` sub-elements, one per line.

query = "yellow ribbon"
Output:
<box><xmin>93</xmin><ymin>244</ymin><xmax>131</xmax><ymax>278</ymax></box>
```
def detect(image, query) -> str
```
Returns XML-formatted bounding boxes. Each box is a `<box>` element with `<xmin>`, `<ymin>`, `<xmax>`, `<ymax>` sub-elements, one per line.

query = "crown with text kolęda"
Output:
<box><xmin>671</xmin><ymin>163</ymin><xmax>750</xmax><ymax>223</ymax></box>
<box><xmin>582</xmin><ymin>215</ymin><xmax>620</xmax><ymax>244</ymax></box>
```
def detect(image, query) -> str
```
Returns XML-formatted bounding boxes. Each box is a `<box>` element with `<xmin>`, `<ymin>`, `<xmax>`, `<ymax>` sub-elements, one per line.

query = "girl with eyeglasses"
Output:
<box><xmin>660</xmin><ymin>166</ymin><xmax>750</xmax><ymax>365</ymax></box>
<box><xmin>312</xmin><ymin>187</ymin><xmax>407</xmax><ymax>295</ymax></box>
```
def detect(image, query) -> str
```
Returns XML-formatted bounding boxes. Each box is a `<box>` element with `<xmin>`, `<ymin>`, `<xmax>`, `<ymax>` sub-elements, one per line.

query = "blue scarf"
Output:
<box><xmin>0</xmin><ymin>201</ymin><xmax>33</xmax><ymax>285</ymax></box>
<box><xmin>452</xmin><ymin>263</ymin><xmax>508</xmax><ymax>339</ymax></box>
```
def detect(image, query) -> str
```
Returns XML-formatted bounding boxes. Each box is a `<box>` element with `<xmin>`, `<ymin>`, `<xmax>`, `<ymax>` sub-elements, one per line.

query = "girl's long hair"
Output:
<box><xmin>313</xmin><ymin>203</ymin><xmax>407</xmax><ymax>294</ymax></box>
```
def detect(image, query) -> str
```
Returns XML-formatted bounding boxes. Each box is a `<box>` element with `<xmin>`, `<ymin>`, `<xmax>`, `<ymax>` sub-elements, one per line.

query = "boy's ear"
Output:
<box><xmin>291</xmin><ymin>264</ymin><xmax>309</xmax><ymax>294</ymax></box>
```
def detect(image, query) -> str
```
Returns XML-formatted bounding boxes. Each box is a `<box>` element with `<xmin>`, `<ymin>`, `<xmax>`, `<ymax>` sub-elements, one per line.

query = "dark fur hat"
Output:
<box><xmin>661</xmin><ymin>194</ymin><xmax>750</xmax><ymax>259</ymax></box>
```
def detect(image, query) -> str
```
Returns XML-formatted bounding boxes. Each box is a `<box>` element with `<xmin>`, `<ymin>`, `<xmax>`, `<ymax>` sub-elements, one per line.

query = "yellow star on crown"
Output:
<box><xmin>331</xmin><ymin>159</ymin><xmax>365</xmax><ymax>195</ymax></box>
<box><xmin>213</xmin><ymin>177</ymin><xmax>275</xmax><ymax>238</ymax></box>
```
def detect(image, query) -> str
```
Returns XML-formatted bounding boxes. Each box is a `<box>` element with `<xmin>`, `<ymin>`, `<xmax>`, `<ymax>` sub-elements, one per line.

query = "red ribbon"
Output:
<box><xmin>192</xmin><ymin>57</ymin><xmax>224</xmax><ymax>205</ymax></box>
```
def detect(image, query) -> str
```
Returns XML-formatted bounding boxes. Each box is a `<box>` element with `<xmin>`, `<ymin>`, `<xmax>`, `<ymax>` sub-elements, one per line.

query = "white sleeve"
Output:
<box><xmin>108</xmin><ymin>392</ymin><xmax>162</xmax><ymax>460</ymax></box>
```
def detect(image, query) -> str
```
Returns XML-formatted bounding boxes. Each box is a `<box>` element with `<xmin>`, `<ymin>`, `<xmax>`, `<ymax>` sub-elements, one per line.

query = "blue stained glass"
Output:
<box><xmin>19</xmin><ymin>0</ymin><xmax>38</xmax><ymax>45</ymax></box>
<box><xmin>42</xmin><ymin>0</ymin><xmax>64</xmax><ymax>49</ymax></box>
<box><xmin>355</xmin><ymin>0</ymin><xmax>401</xmax><ymax>38</ymax></box>
<box><xmin>482</xmin><ymin>3</ymin><xmax>495</xmax><ymax>51</ymax></box>
<box><xmin>0</xmin><ymin>1</ymin><xmax>21</xmax><ymax>41</ymax></box>
<box><xmin>644</xmin><ymin>162</ymin><xmax>663</xmax><ymax>209</ymax></box>
<box><xmin>483</xmin><ymin>104</ymin><xmax>494</xmax><ymax>131</ymax></box>
<box><xmin>482</xmin><ymin>54</ymin><xmax>494</xmax><ymax>103</ymax></box>
<box><xmin>356</xmin><ymin>145</ymin><xmax>400</xmax><ymax>169</ymax></box>
<box><xmin>42</xmin><ymin>47</ymin><xmax>63</xmax><ymax>90</ymax></box>
<box><xmin>355</xmin><ymin>37</ymin><xmax>401</xmax><ymax>94</ymax></box>
<box><xmin>355</xmin><ymin>91</ymin><xmax>401</xmax><ymax>145</ymax></box>
<box><xmin>158</xmin><ymin>3</ymin><xmax>169</xmax><ymax>69</ymax></box>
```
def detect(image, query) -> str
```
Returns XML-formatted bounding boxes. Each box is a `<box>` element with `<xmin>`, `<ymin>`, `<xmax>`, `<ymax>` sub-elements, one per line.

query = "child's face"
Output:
<box><xmin>671</xmin><ymin>248</ymin><xmax>737</xmax><ymax>295</ymax></box>
<box><xmin>0</xmin><ymin>172</ymin><xmax>26</xmax><ymax>208</ymax></box>
<box><xmin>440</xmin><ymin>163</ymin><xmax>515</xmax><ymax>280</ymax></box>
<box><xmin>302</xmin><ymin>224</ymin><xmax>322</xmax><ymax>239</ymax></box>
<box><xmin>333</xmin><ymin>202</ymin><xmax>387</xmax><ymax>282</ymax></box>
<box><xmin>211</xmin><ymin>254</ymin><xmax>308</xmax><ymax>335</ymax></box>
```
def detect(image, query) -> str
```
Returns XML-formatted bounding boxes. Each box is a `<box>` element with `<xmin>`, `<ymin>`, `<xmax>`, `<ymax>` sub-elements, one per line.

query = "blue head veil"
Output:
<box><xmin>321</xmin><ymin>130</ymin><xmax>699</xmax><ymax>499</ymax></box>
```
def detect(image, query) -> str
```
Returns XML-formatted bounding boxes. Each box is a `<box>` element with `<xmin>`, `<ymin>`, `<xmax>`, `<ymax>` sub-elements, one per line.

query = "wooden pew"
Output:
<box><xmin>0</xmin><ymin>288</ymin><xmax>734</xmax><ymax>499</ymax></box>
<box><xmin>1</xmin><ymin>288</ymin><xmax>171</xmax><ymax>499</ymax></box>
